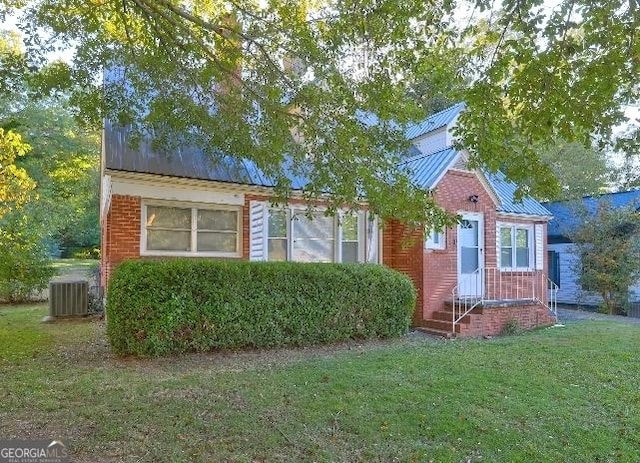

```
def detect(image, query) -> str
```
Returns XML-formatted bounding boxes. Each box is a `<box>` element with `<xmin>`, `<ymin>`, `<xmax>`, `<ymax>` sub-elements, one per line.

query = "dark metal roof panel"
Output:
<box><xmin>104</xmin><ymin>120</ymin><xmax>311</xmax><ymax>188</ymax></box>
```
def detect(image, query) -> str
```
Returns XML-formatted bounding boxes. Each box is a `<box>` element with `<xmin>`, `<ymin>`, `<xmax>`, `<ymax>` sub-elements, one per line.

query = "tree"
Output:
<box><xmin>570</xmin><ymin>203</ymin><xmax>640</xmax><ymax>315</ymax></box>
<box><xmin>538</xmin><ymin>140</ymin><xmax>612</xmax><ymax>201</ymax></box>
<box><xmin>6</xmin><ymin>100</ymin><xmax>101</xmax><ymax>256</ymax></box>
<box><xmin>3</xmin><ymin>0</ymin><xmax>639</xmax><ymax>227</ymax></box>
<box><xmin>0</xmin><ymin>128</ymin><xmax>35</xmax><ymax>218</ymax></box>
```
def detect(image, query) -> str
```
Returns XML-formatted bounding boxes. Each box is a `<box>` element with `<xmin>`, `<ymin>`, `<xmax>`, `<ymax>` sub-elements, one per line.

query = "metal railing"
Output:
<box><xmin>451</xmin><ymin>267</ymin><xmax>559</xmax><ymax>333</ymax></box>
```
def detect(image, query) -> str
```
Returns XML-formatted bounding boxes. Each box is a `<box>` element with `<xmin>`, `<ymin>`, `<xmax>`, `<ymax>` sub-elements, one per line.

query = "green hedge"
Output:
<box><xmin>106</xmin><ymin>259</ymin><xmax>416</xmax><ymax>356</ymax></box>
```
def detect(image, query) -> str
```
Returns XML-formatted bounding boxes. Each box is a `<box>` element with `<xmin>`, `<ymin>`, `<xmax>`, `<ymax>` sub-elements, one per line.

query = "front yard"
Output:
<box><xmin>1</xmin><ymin>304</ymin><xmax>639</xmax><ymax>463</ymax></box>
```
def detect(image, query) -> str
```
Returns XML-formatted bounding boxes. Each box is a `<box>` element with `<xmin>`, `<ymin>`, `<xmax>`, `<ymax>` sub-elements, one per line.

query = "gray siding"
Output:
<box><xmin>550</xmin><ymin>242</ymin><xmax>640</xmax><ymax>306</ymax></box>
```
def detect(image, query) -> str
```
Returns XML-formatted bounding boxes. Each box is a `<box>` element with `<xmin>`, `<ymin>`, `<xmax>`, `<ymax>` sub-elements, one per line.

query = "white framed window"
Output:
<box><xmin>498</xmin><ymin>223</ymin><xmax>534</xmax><ymax>270</ymax></box>
<box><xmin>142</xmin><ymin>201</ymin><xmax>241</xmax><ymax>257</ymax></box>
<box><xmin>425</xmin><ymin>227</ymin><xmax>446</xmax><ymax>250</ymax></box>
<box><xmin>340</xmin><ymin>213</ymin><xmax>362</xmax><ymax>263</ymax></box>
<box><xmin>268</xmin><ymin>209</ymin><xmax>289</xmax><ymax>261</ymax></box>
<box><xmin>265</xmin><ymin>208</ymin><xmax>369</xmax><ymax>263</ymax></box>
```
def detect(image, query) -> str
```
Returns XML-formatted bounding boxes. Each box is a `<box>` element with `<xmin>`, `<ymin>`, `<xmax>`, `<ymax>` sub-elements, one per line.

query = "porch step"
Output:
<box><xmin>422</xmin><ymin>318</ymin><xmax>463</xmax><ymax>333</ymax></box>
<box><xmin>431</xmin><ymin>310</ymin><xmax>475</xmax><ymax>323</ymax></box>
<box><xmin>415</xmin><ymin>327</ymin><xmax>455</xmax><ymax>339</ymax></box>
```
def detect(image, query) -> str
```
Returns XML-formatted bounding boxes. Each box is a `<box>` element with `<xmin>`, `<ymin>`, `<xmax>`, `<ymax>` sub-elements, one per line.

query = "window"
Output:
<box><xmin>146</xmin><ymin>205</ymin><xmax>192</xmax><ymax>251</ymax></box>
<box><xmin>268</xmin><ymin>209</ymin><xmax>288</xmax><ymax>261</ymax></box>
<box><xmin>341</xmin><ymin>214</ymin><xmax>359</xmax><ymax>262</ymax></box>
<box><xmin>425</xmin><ymin>227</ymin><xmax>446</xmax><ymax>250</ymax></box>
<box><xmin>292</xmin><ymin>212</ymin><xmax>335</xmax><ymax>262</ymax></box>
<box><xmin>265</xmin><ymin>208</ymin><xmax>370</xmax><ymax>263</ymax></box>
<box><xmin>143</xmin><ymin>203</ymin><xmax>240</xmax><ymax>256</ymax></box>
<box><xmin>499</xmin><ymin>224</ymin><xmax>533</xmax><ymax>270</ymax></box>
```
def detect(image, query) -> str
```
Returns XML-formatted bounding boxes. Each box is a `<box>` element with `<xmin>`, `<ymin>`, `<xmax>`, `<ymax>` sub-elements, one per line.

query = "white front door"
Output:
<box><xmin>457</xmin><ymin>212</ymin><xmax>484</xmax><ymax>298</ymax></box>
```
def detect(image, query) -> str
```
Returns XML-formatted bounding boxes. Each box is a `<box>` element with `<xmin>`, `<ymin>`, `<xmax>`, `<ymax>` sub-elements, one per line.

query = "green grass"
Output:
<box><xmin>1</xmin><ymin>304</ymin><xmax>639</xmax><ymax>462</ymax></box>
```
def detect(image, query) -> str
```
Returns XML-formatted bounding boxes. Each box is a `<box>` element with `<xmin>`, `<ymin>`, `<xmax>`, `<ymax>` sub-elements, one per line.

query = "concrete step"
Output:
<box><xmin>415</xmin><ymin>326</ymin><xmax>455</xmax><ymax>339</ymax></box>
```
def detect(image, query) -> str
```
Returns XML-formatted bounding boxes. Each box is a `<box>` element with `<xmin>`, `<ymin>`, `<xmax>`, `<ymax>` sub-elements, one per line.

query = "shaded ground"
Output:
<box><xmin>1</xmin><ymin>304</ymin><xmax>639</xmax><ymax>462</ymax></box>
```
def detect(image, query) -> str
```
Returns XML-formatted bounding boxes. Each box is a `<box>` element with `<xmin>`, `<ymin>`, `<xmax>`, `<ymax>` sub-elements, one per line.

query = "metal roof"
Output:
<box><xmin>544</xmin><ymin>190</ymin><xmax>640</xmax><ymax>237</ymax></box>
<box><xmin>105</xmin><ymin>107</ymin><xmax>551</xmax><ymax>218</ymax></box>
<box><xmin>483</xmin><ymin>171</ymin><xmax>552</xmax><ymax>217</ymax></box>
<box><xmin>405</xmin><ymin>103</ymin><xmax>465</xmax><ymax>140</ymax></box>
<box><xmin>104</xmin><ymin>120</ymin><xmax>311</xmax><ymax>188</ymax></box>
<box><xmin>400</xmin><ymin>147</ymin><xmax>459</xmax><ymax>189</ymax></box>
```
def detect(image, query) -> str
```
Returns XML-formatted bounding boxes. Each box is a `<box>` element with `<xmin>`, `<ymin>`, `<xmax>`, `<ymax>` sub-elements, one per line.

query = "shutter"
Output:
<box><xmin>496</xmin><ymin>221</ymin><xmax>501</xmax><ymax>267</ymax></box>
<box><xmin>365</xmin><ymin>211</ymin><xmax>379</xmax><ymax>263</ymax></box>
<box><xmin>249</xmin><ymin>201</ymin><xmax>268</xmax><ymax>261</ymax></box>
<box><xmin>535</xmin><ymin>223</ymin><xmax>544</xmax><ymax>270</ymax></box>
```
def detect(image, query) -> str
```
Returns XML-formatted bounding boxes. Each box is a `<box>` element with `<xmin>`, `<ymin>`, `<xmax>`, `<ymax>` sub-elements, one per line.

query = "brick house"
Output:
<box><xmin>100</xmin><ymin>103</ymin><xmax>557</xmax><ymax>337</ymax></box>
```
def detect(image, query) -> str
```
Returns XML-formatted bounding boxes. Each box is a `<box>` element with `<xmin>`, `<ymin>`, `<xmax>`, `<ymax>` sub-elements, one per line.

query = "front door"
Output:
<box><xmin>457</xmin><ymin>212</ymin><xmax>484</xmax><ymax>298</ymax></box>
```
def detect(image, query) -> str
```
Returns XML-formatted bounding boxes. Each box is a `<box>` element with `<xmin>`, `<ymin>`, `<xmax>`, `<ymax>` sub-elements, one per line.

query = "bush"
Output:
<box><xmin>500</xmin><ymin>318</ymin><xmax>523</xmax><ymax>336</ymax></box>
<box><xmin>106</xmin><ymin>259</ymin><xmax>416</xmax><ymax>356</ymax></box>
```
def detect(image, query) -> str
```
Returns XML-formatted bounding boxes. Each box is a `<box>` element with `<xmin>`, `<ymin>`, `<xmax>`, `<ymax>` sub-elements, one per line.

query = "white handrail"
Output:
<box><xmin>451</xmin><ymin>267</ymin><xmax>560</xmax><ymax>333</ymax></box>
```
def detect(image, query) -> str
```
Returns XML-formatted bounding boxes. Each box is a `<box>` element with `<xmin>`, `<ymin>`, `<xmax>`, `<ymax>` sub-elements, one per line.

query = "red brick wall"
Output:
<box><xmin>101</xmin><ymin>194</ymin><xmax>142</xmax><ymax>287</ymax></box>
<box><xmin>421</xmin><ymin>170</ymin><xmax>500</xmax><ymax>319</ymax></box>
<box><xmin>385</xmin><ymin>169</ymin><xmax>549</xmax><ymax>324</ymax></box>
<box><xmin>462</xmin><ymin>304</ymin><xmax>556</xmax><ymax>337</ymax></box>
<box><xmin>382</xmin><ymin>220</ymin><xmax>424</xmax><ymax>325</ymax></box>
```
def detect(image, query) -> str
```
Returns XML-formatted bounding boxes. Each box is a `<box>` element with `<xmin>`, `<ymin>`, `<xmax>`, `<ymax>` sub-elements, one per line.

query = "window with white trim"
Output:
<box><xmin>143</xmin><ymin>202</ymin><xmax>240</xmax><ymax>256</ymax></box>
<box><xmin>425</xmin><ymin>227</ymin><xmax>446</xmax><ymax>250</ymax></box>
<box><xmin>266</xmin><ymin>208</ymin><xmax>370</xmax><ymax>263</ymax></box>
<box><xmin>499</xmin><ymin>224</ymin><xmax>533</xmax><ymax>270</ymax></box>
<box><xmin>268</xmin><ymin>209</ymin><xmax>288</xmax><ymax>261</ymax></box>
<box><xmin>341</xmin><ymin>214</ymin><xmax>360</xmax><ymax>262</ymax></box>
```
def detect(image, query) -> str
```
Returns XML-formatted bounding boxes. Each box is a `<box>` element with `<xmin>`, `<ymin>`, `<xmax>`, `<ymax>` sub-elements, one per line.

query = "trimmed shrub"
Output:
<box><xmin>106</xmin><ymin>259</ymin><xmax>416</xmax><ymax>356</ymax></box>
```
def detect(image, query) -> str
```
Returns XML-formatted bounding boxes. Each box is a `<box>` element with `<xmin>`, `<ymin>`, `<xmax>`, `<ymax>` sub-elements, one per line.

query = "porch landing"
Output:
<box><xmin>416</xmin><ymin>299</ymin><xmax>556</xmax><ymax>338</ymax></box>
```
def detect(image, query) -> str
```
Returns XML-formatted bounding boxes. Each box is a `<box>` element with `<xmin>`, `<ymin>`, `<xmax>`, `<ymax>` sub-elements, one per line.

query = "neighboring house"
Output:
<box><xmin>545</xmin><ymin>190</ymin><xmax>640</xmax><ymax>313</ymax></box>
<box><xmin>100</xmin><ymin>103</ymin><xmax>557</xmax><ymax>337</ymax></box>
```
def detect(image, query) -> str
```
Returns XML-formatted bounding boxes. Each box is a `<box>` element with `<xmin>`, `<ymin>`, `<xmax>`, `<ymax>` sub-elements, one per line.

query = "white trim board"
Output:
<box><xmin>111</xmin><ymin>177</ymin><xmax>245</xmax><ymax>206</ymax></box>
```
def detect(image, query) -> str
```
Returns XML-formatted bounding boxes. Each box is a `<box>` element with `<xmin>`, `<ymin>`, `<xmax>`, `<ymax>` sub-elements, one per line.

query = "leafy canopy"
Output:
<box><xmin>5</xmin><ymin>0</ymin><xmax>640</xmax><ymax>226</ymax></box>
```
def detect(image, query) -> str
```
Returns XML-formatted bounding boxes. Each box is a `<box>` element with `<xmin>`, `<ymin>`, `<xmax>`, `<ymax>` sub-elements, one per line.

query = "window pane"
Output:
<box><xmin>292</xmin><ymin>213</ymin><xmax>335</xmax><ymax>262</ymax></box>
<box><xmin>516</xmin><ymin>248</ymin><xmax>530</xmax><ymax>267</ymax></box>
<box><xmin>342</xmin><ymin>215</ymin><xmax>358</xmax><ymax>241</ymax></box>
<box><xmin>197</xmin><ymin>231</ymin><xmax>237</xmax><ymax>252</ymax></box>
<box><xmin>460</xmin><ymin>220</ymin><xmax>478</xmax><ymax>246</ymax></box>
<box><xmin>268</xmin><ymin>238</ymin><xmax>287</xmax><ymax>261</ymax></box>
<box><xmin>342</xmin><ymin>242</ymin><xmax>358</xmax><ymax>263</ymax></box>
<box><xmin>147</xmin><ymin>206</ymin><xmax>191</xmax><ymax>229</ymax></box>
<box><xmin>501</xmin><ymin>248</ymin><xmax>513</xmax><ymax>268</ymax></box>
<box><xmin>147</xmin><ymin>230</ymin><xmax>191</xmax><ymax>251</ymax></box>
<box><xmin>516</xmin><ymin>228</ymin><xmax>529</xmax><ymax>248</ymax></box>
<box><xmin>269</xmin><ymin>210</ymin><xmax>287</xmax><ymax>238</ymax></box>
<box><xmin>461</xmin><ymin>247</ymin><xmax>479</xmax><ymax>273</ymax></box>
<box><xmin>197</xmin><ymin>209</ymin><xmax>237</xmax><ymax>231</ymax></box>
<box><xmin>500</xmin><ymin>227</ymin><xmax>512</xmax><ymax>247</ymax></box>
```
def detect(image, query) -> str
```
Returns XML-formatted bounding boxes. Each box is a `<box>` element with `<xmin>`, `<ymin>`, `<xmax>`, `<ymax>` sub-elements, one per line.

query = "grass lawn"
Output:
<box><xmin>1</xmin><ymin>305</ymin><xmax>639</xmax><ymax>462</ymax></box>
